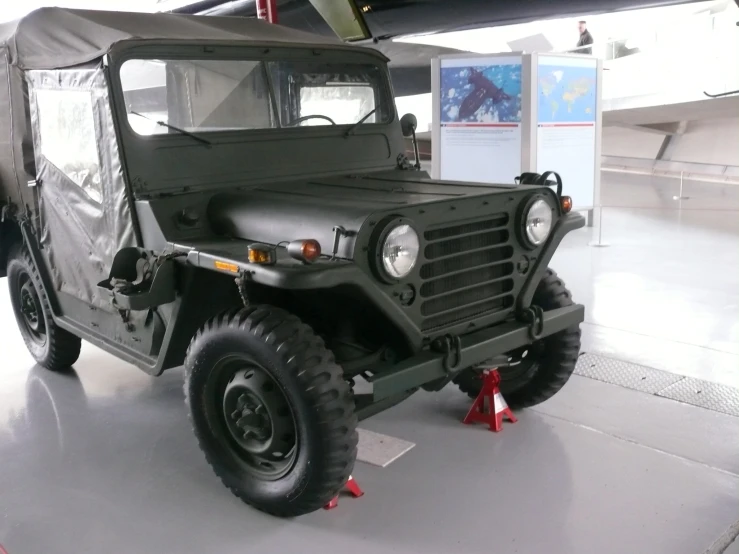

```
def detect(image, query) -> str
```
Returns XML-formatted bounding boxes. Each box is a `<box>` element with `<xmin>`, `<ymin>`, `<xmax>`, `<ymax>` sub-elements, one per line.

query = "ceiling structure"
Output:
<box><xmin>165</xmin><ymin>0</ymin><xmax>713</xmax><ymax>96</ymax></box>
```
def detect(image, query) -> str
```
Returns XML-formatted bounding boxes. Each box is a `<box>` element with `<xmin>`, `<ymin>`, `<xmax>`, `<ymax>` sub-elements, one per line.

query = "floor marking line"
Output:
<box><xmin>583</xmin><ymin>321</ymin><xmax>739</xmax><ymax>357</ymax></box>
<box><xmin>533</xmin><ymin>409</ymin><xmax>739</xmax><ymax>479</ymax></box>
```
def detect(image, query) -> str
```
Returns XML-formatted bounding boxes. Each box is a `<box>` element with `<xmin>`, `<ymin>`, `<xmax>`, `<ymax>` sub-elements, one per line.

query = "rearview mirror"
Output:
<box><xmin>400</xmin><ymin>113</ymin><xmax>418</xmax><ymax>138</ymax></box>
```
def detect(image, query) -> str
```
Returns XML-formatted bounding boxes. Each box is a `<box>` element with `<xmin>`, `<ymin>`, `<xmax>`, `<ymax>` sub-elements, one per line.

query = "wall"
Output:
<box><xmin>601</xmin><ymin>126</ymin><xmax>664</xmax><ymax>159</ymax></box>
<box><xmin>669</xmin><ymin>118</ymin><xmax>739</xmax><ymax>167</ymax></box>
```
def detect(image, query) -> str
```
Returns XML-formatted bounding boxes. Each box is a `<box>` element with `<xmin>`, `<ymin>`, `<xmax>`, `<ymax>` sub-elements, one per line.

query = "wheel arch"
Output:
<box><xmin>240</xmin><ymin>280</ymin><xmax>418</xmax><ymax>373</ymax></box>
<box><xmin>0</xmin><ymin>218</ymin><xmax>22</xmax><ymax>278</ymax></box>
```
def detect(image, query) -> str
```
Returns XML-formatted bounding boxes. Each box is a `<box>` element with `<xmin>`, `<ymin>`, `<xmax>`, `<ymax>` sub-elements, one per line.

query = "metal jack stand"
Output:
<box><xmin>588</xmin><ymin>205</ymin><xmax>610</xmax><ymax>247</ymax></box>
<box><xmin>463</xmin><ymin>369</ymin><xmax>517</xmax><ymax>432</ymax></box>
<box><xmin>324</xmin><ymin>475</ymin><xmax>364</xmax><ymax>510</ymax></box>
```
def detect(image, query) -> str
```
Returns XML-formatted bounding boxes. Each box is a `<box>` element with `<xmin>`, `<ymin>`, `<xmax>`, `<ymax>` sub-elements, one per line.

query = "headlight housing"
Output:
<box><xmin>524</xmin><ymin>198</ymin><xmax>553</xmax><ymax>247</ymax></box>
<box><xmin>381</xmin><ymin>224</ymin><xmax>420</xmax><ymax>279</ymax></box>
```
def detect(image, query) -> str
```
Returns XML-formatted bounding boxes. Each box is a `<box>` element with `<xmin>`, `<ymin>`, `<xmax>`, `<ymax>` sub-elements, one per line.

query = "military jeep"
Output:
<box><xmin>0</xmin><ymin>8</ymin><xmax>584</xmax><ymax>516</ymax></box>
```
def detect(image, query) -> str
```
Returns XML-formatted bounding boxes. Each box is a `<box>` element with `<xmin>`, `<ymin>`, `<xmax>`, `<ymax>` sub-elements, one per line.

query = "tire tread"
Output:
<box><xmin>184</xmin><ymin>305</ymin><xmax>357</xmax><ymax>517</ymax></box>
<box><xmin>8</xmin><ymin>245</ymin><xmax>81</xmax><ymax>371</ymax></box>
<box><xmin>454</xmin><ymin>268</ymin><xmax>581</xmax><ymax>409</ymax></box>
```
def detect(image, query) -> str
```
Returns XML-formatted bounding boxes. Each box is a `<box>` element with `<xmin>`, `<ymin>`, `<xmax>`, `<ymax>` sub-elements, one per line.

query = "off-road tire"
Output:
<box><xmin>184</xmin><ymin>305</ymin><xmax>358</xmax><ymax>517</ymax></box>
<box><xmin>7</xmin><ymin>245</ymin><xmax>81</xmax><ymax>371</ymax></box>
<box><xmin>453</xmin><ymin>268</ymin><xmax>581</xmax><ymax>409</ymax></box>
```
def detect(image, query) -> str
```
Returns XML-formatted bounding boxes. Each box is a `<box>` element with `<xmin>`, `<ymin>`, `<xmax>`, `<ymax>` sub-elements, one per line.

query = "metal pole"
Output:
<box><xmin>256</xmin><ymin>0</ymin><xmax>278</xmax><ymax>23</ymax></box>
<box><xmin>589</xmin><ymin>205</ymin><xmax>610</xmax><ymax>247</ymax></box>
<box><xmin>673</xmin><ymin>170</ymin><xmax>689</xmax><ymax>200</ymax></box>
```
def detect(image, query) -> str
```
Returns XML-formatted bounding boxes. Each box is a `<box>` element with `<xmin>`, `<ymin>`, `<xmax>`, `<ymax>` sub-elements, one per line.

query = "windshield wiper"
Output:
<box><xmin>129</xmin><ymin>110</ymin><xmax>212</xmax><ymax>147</ymax></box>
<box><xmin>343</xmin><ymin>108</ymin><xmax>377</xmax><ymax>137</ymax></box>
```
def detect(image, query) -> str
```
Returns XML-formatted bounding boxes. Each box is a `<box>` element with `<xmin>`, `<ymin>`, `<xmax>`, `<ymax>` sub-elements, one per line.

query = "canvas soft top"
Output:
<box><xmin>0</xmin><ymin>7</ymin><xmax>369</xmax><ymax>70</ymax></box>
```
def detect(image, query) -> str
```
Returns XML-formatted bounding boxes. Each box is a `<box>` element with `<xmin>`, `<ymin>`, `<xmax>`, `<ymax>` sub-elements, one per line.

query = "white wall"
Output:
<box><xmin>601</xmin><ymin>126</ymin><xmax>664</xmax><ymax>159</ymax></box>
<box><xmin>669</xmin><ymin>118</ymin><xmax>739</xmax><ymax>167</ymax></box>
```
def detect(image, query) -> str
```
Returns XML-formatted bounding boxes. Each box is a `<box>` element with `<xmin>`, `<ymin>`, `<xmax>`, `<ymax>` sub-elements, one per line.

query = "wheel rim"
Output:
<box><xmin>215</xmin><ymin>356</ymin><xmax>297</xmax><ymax>480</ymax></box>
<box><xmin>17</xmin><ymin>274</ymin><xmax>46</xmax><ymax>345</ymax></box>
<box><xmin>497</xmin><ymin>341</ymin><xmax>546</xmax><ymax>382</ymax></box>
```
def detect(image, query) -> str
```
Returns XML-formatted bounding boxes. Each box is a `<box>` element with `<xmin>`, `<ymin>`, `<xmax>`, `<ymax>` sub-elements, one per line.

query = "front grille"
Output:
<box><xmin>419</xmin><ymin>214</ymin><xmax>514</xmax><ymax>332</ymax></box>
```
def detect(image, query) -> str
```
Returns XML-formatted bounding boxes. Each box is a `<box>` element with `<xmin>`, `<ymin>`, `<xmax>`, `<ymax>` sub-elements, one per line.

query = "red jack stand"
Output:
<box><xmin>463</xmin><ymin>369</ymin><xmax>517</xmax><ymax>432</ymax></box>
<box><xmin>324</xmin><ymin>475</ymin><xmax>364</xmax><ymax>510</ymax></box>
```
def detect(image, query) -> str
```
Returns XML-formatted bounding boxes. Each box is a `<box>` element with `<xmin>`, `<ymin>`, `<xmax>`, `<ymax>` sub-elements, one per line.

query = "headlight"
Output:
<box><xmin>381</xmin><ymin>224</ymin><xmax>419</xmax><ymax>279</ymax></box>
<box><xmin>524</xmin><ymin>199</ymin><xmax>553</xmax><ymax>246</ymax></box>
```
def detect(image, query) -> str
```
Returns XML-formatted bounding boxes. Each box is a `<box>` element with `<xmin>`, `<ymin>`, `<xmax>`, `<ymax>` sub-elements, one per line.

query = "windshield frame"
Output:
<box><xmin>108</xmin><ymin>41</ymin><xmax>397</xmax><ymax>142</ymax></box>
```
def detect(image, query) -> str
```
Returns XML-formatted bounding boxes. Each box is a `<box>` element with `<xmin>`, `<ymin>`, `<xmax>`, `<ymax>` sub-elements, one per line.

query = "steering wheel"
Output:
<box><xmin>286</xmin><ymin>114</ymin><xmax>337</xmax><ymax>127</ymax></box>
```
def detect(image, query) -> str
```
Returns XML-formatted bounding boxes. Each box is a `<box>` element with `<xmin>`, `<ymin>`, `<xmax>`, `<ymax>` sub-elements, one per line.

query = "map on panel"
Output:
<box><xmin>537</xmin><ymin>64</ymin><xmax>596</xmax><ymax>123</ymax></box>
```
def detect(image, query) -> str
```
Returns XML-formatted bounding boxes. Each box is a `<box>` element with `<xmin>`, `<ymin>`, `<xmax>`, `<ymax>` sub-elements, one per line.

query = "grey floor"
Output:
<box><xmin>1</xmin><ymin>173</ymin><xmax>738</xmax><ymax>554</ymax></box>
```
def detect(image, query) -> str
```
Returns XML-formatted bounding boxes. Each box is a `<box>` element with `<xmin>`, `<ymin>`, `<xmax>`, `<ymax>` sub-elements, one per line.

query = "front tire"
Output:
<box><xmin>184</xmin><ymin>306</ymin><xmax>358</xmax><ymax>517</ymax></box>
<box><xmin>453</xmin><ymin>268</ymin><xmax>581</xmax><ymax>409</ymax></box>
<box><xmin>7</xmin><ymin>246</ymin><xmax>81</xmax><ymax>371</ymax></box>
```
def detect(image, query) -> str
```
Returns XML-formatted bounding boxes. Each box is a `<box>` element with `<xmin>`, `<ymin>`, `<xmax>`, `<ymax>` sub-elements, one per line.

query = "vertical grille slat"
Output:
<box><xmin>419</xmin><ymin>214</ymin><xmax>515</xmax><ymax>332</ymax></box>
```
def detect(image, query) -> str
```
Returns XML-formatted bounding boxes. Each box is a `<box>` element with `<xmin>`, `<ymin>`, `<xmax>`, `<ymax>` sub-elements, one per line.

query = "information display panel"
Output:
<box><xmin>536</xmin><ymin>54</ymin><xmax>598</xmax><ymax>210</ymax></box>
<box><xmin>437</xmin><ymin>55</ymin><xmax>523</xmax><ymax>184</ymax></box>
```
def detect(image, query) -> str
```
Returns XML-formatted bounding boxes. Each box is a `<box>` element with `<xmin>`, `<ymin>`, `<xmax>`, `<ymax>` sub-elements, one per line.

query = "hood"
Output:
<box><xmin>208</xmin><ymin>172</ymin><xmax>515</xmax><ymax>259</ymax></box>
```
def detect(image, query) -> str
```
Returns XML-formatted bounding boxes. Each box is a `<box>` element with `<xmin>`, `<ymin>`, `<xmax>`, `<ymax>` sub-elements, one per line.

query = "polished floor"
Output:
<box><xmin>1</xmin><ymin>174</ymin><xmax>737</xmax><ymax>554</ymax></box>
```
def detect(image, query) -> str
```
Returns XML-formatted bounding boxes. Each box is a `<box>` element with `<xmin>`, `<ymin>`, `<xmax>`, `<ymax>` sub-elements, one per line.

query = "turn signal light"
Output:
<box><xmin>214</xmin><ymin>260</ymin><xmax>239</xmax><ymax>273</ymax></box>
<box><xmin>287</xmin><ymin>239</ymin><xmax>321</xmax><ymax>263</ymax></box>
<box><xmin>561</xmin><ymin>196</ymin><xmax>573</xmax><ymax>213</ymax></box>
<box><xmin>247</xmin><ymin>244</ymin><xmax>276</xmax><ymax>265</ymax></box>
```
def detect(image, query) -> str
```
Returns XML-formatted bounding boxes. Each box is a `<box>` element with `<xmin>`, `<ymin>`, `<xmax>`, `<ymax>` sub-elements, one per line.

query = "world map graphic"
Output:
<box><xmin>538</xmin><ymin>64</ymin><xmax>596</xmax><ymax>123</ymax></box>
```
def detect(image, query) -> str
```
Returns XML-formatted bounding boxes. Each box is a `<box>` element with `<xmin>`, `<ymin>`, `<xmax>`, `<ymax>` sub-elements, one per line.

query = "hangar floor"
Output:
<box><xmin>0</xmin><ymin>173</ymin><xmax>737</xmax><ymax>554</ymax></box>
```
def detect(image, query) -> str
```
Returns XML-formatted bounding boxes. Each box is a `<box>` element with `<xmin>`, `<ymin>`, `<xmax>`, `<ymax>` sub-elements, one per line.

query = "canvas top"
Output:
<box><xmin>0</xmin><ymin>7</ymin><xmax>374</xmax><ymax>70</ymax></box>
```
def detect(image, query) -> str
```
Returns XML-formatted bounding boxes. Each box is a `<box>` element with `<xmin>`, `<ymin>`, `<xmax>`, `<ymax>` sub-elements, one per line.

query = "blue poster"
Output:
<box><xmin>537</xmin><ymin>64</ymin><xmax>596</xmax><ymax>123</ymax></box>
<box><xmin>440</xmin><ymin>64</ymin><xmax>522</xmax><ymax>123</ymax></box>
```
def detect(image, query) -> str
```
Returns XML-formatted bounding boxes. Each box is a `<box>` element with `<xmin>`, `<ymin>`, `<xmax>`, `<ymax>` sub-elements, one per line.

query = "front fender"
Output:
<box><xmin>516</xmin><ymin>212</ymin><xmax>585</xmax><ymax>311</ymax></box>
<box><xmin>172</xmin><ymin>239</ymin><xmax>425</xmax><ymax>349</ymax></box>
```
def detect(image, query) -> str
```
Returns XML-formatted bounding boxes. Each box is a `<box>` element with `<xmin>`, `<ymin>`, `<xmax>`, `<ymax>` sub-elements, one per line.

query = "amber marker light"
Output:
<box><xmin>247</xmin><ymin>244</ymin><xmax>276</xmax><ymax>265</ymax></box>
<box><xmin>287</xmin><ymin>239</ymin><xmax>321</xmax><ymax>263</ymax></box>
<box><xmin>561</xmin><ymin>196</ymin><xmax>573</xmax><ymax>213</ymax></box>
<box><xmin>214</xmin><ymin>260</ymin><xmax>239</xmax><ymax>273</ymax></box>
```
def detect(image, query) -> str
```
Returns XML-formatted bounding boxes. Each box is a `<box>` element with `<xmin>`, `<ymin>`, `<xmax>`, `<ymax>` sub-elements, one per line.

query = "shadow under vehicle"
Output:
<box><xmin>0</xmin><ymin>8</ymin><xmax>584</xmax><ymax>517</ymax></box>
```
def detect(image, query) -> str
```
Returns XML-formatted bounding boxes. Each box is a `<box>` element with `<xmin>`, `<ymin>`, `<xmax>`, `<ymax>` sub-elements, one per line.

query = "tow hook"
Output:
<box><xmin>520</xmin><ymin>305</ymin><xmax>545</xmax><ymax>340</ymax></box>
<box><xmin>432</xmin><ymin>334</ymin><xmax>463</xmax><ymax>373</ymax></box>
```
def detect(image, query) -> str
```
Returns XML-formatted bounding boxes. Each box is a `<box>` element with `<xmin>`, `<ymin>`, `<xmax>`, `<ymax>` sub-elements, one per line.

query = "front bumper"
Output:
<box><xmin>369</xmin><ymin>303</ymin><xmax>584</xmax><ymax>401</ymax></box>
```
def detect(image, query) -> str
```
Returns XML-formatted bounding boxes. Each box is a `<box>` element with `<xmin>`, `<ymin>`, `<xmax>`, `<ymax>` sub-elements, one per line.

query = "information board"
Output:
<box><xmin>436</xmin><ymin>55</ymin><xmax>523</xmax><ymax>184</ymax></box>
<box><xmin>536</xmin><ymin>55</ymin><xmax>598</xmax><ymax>210</ymax></box>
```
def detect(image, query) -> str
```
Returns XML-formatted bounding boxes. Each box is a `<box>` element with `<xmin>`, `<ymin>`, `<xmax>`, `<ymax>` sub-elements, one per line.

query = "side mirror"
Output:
<box><xmin>400</xmin><ymin>113</ymin><xmax>418</xmax><ymax>138</ymax></box>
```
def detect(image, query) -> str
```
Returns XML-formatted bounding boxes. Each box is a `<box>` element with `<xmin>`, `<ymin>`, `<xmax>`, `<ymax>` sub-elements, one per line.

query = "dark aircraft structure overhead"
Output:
<box><xmin>171</xmin><ymin>0</ymin><xmax>710</xmax><ymax>96</ymax></box>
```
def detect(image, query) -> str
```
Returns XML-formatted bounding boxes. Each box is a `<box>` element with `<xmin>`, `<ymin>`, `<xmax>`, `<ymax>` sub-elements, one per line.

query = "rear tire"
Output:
<box><xmin>453</xmin><ymin>268</ymin><xmax>581</xmax><ymax>409</ymax></box>
<box><xmin>7</xmin><ymin>246</ymin><xmax>81</xmax><ymax>371</ymax></box>
<box><xmin>184</xmin><ymin>305</ymin><xmax>358</xmax><ymax>517</ymax></box>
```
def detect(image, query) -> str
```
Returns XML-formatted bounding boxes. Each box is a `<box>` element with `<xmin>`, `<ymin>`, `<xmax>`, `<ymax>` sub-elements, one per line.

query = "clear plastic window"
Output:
<box><xmin>119</xmin><ymin>57</ymin><xmax>391</xmax><ymax>134</ymax></box>
<box><xmin>298</xmin><ymin>85</ymin><xmax>376</xmax><ymax>125</ymax></box>
<box><xmin>35</xmin><ymin>89</ymin><xmax>102</xmax><ymax>203</ymax></box>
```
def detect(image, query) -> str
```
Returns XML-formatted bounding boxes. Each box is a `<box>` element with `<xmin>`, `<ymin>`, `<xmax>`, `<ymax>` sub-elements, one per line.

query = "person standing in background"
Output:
<box><xmin>576</xmin><ymin>20</ymin><xmax>594</xmax><ymax>54</ymax></box>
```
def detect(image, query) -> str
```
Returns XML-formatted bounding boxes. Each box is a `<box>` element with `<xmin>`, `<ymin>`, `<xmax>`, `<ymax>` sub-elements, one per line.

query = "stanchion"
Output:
<box><xmin>588</xmin><ymin>204</ymin><xmax>610</xmax><ymax>247</ymax></box>
<box><xmin>673</xmin><ymin>171</ymin><xmax>690</xmax><ymax>201</ymax></box>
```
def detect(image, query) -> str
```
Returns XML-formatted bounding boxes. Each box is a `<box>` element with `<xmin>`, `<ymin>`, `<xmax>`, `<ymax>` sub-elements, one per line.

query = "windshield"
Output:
<box><xmin>119</xmin><ymin>57</ymin><xmax>393</xmax><ymax>135</ymax></box>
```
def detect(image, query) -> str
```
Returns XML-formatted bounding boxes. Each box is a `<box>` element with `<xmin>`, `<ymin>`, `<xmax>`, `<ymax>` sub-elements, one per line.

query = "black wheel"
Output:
<box><xmin>453</xmin><ymin>268</ymin><xmax>581</xmax><ymax>409</ymax></box>
<box><xmin>184</xmin><ymin>305</ymin><xmax>358</xmax><ymax>517</ymax></box>
<box><xmin>7</xmin><ymin>246</ymin><xmax>81</xmax><ymax>371</ymax></box>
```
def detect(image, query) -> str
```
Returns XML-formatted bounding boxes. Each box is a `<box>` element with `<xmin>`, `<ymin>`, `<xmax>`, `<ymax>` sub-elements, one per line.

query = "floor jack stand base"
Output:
<box><xmin>324</xmin><ymin>475</ymin><xmax>364</xmax><ymax>510</ymax></box>
<box><xmin>463</xmin><ymin>369</ymin><xmax>517</xmax><ymax>432</ymax></box>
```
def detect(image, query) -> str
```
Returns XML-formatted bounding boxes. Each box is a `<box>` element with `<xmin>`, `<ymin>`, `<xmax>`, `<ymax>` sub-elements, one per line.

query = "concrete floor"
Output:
<box><xmin>0</xmin><ymin>174</ymin><xmax>737</xmax><ymax>554</ymax></box>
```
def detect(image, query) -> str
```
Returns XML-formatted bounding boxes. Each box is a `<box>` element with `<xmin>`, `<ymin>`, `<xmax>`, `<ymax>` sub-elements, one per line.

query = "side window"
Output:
<box><xmin>35</xmin><ymin>89</ymin><xmax>102</xmax><ymax>203</ymax></box>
